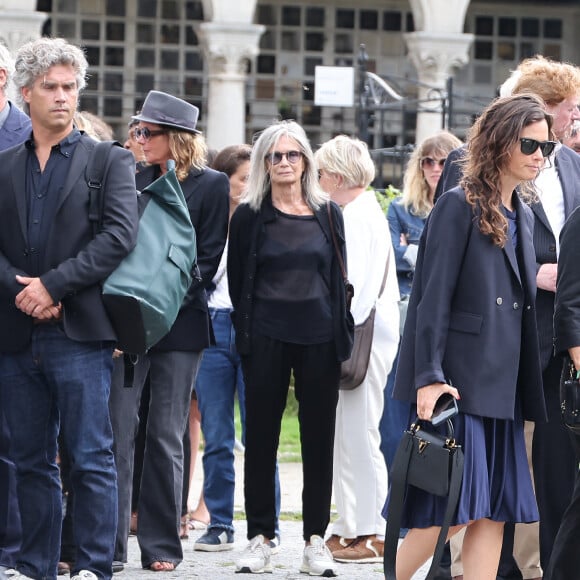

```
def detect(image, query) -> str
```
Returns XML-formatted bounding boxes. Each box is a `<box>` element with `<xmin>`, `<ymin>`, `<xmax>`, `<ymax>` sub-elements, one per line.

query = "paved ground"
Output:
<box><xmin>117</xmin><ymin>453</ymin><xmax>432</xmax><ymax>579</ymax></box>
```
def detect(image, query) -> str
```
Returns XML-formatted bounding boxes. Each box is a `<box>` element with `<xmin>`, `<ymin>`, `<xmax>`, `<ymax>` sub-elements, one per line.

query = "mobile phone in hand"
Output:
<box><xmin>430</xmin><ymin>393</ymin><xmax>459</xmax><ymax>426</ymax></box>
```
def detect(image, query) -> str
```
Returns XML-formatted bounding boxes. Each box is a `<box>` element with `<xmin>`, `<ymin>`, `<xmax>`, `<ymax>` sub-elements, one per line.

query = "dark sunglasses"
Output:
<box><xmin>520</xmin><ymin>138</ymin><xmax>557</xmax><ymax>157</ymax></box>
<box><xmin>133</xmin><ymin>127</ymin><xmax>168</xmax><ymax>141</ymax></box>
<box><xmin>266</xmin><ymin>150</ymin><xmax>303</xmax><ymax>165</ymax></box>
<box><xmin>421</xmin><ymin>157</ymin><xmax>447</xmax><ymax>169</ymax></box>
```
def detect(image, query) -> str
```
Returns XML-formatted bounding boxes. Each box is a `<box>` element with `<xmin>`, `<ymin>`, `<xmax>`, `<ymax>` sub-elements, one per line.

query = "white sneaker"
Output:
<box><xmin>5</xmin><ymin>572</ymin><xmax>34</xmax><ymax>579</ymax></box>
<box><xmin>268</xmin><ymin>535</ymin><xmax>281</xmax><ymax>555</ymax></box>
<box><xmin>71</xmin><ymin>571</ymin><xmax>98</xmax><ymax>580</ymax></box>
<box><xmin>235</xmin><ymin>535</ymin><xmax>273</xmax><ymax>574</ymax></box>
<box><xmin>300</xmin><ymin>535</ymin><xmax>338</xmax><ymax>577</ymax></box>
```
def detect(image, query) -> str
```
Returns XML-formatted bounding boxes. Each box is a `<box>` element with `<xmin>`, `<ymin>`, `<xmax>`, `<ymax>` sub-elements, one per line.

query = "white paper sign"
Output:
<box><xmin>314</xmin><ymin>66</ymin><xmax>355</xmax><ymax>107</ymax></box>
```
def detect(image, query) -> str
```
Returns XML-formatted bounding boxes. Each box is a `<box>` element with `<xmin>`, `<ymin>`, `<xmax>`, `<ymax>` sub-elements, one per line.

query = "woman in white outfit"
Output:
<box><xmin>315</xmin><ymin>135</ymin><xmax>400</xmax><ymax>563</ymax></box>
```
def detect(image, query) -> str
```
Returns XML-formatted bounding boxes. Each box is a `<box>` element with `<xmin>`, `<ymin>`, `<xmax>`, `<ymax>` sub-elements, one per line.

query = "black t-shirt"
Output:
<box><xmin>253</xmin><ymin>208</ymin><xmax>333</xmax><ymax>344</ymax></box>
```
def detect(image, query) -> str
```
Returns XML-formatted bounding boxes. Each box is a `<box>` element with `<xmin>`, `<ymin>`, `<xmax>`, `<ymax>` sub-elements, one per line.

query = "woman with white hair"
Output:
<box><xmin>315</xmin><ymin>135</ymin><xmax>400</xmax><ymax>564</ymax></box>
<box><xmin>228</xmin><ymin>120</ymin><xmax>353</xmax><ymax>576</ymax></box>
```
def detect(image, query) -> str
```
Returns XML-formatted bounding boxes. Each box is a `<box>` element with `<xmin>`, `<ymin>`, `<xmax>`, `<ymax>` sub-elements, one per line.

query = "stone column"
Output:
<box><xmin>405</xmin><ymin>0</ymin><xmax>473</xmax><ymax>143</ymax></box>
<box><xmin>0</xmin><ymin>1</ymin><xmax>47</xmax><ymax>101</ymax></box>
<box><xmin>197</xmin><ymin>21</ymin><xmax>264</xmax><ymax>150</ymax></box>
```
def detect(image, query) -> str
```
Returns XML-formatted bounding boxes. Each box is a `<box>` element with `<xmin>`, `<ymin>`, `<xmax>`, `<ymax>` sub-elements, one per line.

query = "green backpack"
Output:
<box><xmin>88</xmin><ymin>141</ymin><xmax>197</xmax><ymax>354</ymax></box>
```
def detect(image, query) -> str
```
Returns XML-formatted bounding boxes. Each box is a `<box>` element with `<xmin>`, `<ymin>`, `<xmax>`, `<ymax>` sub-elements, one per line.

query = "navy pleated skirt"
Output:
<box><xmin>383</xmin><ymin>400</ymin><xmax>538</xmax><ymax>528</ymax></box>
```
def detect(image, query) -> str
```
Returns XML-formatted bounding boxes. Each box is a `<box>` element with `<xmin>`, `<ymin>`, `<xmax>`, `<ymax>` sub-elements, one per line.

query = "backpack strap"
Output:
<box><xmin>86</xmin><ymin>140</ymin><xmax>120</xmax><ymax>236</ymax></box>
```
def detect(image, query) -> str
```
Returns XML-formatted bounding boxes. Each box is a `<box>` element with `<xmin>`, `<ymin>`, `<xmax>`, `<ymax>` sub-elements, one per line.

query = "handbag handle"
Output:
<box><xmin>384</xmin><ymin>419</ymin><xmax>464</xmax><ymax>580</ymax></box>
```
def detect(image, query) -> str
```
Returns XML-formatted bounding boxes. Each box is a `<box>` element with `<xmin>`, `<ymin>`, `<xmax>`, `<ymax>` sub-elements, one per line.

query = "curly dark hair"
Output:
<box><xmin>460</xmin><ymin>93</ymin><xmax>553</xmax><ymax>247</ymax></box>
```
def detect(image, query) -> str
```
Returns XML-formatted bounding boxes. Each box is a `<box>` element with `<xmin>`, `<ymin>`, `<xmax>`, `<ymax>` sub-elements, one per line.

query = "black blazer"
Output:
<box><xmin>531</xmin><ymin>146</ymin><xmax>580</xmax><ymax>369</ymax></box>
<box><xmin>136</xmin><ymin>164</ymin><xmax>229</xmax><ymax>352</ymax></box>
<box><xmin>434</xmin><ymin>145</ymin><xmax>466</xmax><ymax>203</ymax></box>
<box><xmin>0</xmin><ymin>134</ymin><xmax>139</xmax><ymax>351</ymax></box>
<box><xmin>555</xmin><ymin>205</ymin><xmax>580</xmax><ymax>354</ymax></box>
<box><xmin>393</xmin><ymin>187</ymin><xmax>546</xmax><ymax>422</ymax></box>
<box><xmin>227</xmin><ymin>195</ymin><xmax>354</xmax><ymax>362</ymax></box>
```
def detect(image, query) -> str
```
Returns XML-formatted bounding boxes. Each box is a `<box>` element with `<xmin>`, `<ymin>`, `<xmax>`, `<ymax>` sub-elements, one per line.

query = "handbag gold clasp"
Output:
<box><xmin>418</xmin><ymin>439</ymin><xmax>429</xmax><ymax>453</ymax></box>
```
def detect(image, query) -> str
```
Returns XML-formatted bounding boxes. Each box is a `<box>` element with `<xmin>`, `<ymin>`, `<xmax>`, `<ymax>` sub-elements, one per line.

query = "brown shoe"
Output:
<box><xmin>332</xmin><ymin>535</ymin><xmax>384</xmax><ymax>563</ymax></box>
<box><xmin>325</xmin><ymin>534</ymin><xmax>355</xmax><ymax>554</ymax></box>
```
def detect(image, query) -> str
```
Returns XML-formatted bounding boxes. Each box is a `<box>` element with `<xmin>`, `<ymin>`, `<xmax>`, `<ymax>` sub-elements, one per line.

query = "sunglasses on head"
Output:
<box><xmin>133</xmin><ymin>127</ymin><xmax>168</xmax><ymax>141</ymax></box>
<box><xmin>520</xmin><ymin>138</ymin><xmax>557</xmax><ymax>157</ymax></box>
<box><xmin>266</xmin><ymin>150</ymin><xmax>303</xmax><ymax>165</ymax></box>
<box><xmin>421</xmin><ymin>157</ymin><xmax>447</xmax><ymax>169</ymax></box>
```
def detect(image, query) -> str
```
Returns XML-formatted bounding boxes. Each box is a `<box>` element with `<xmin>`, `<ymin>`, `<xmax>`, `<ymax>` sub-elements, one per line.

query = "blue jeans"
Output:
<box><xmin>196</xmin><ymin>309</ymin><xmax>280</xmax><ymax>535</ymax></box>
<box><xmin>379</xmin><ymin>346</ymin><xmax>411</xmax><ymax>471</ymax></box>
<box><xmin>0</xmin><ymin>325</ymin><xmax>117</xmax><ymax>580</ymax></box>
<box><xmin>0</xmin><ymin>402</ymin><xmax>21</xmax><ymax>569</ymax></box>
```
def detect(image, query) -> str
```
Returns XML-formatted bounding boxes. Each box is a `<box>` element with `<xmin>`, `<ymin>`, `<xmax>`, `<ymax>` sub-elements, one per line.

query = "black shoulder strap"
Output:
<box><xmin>327</xmin><ymin>202</ymin><xmax>348</xmax><ymax>282</ymax></box>
<box><xmin>87</xmin><ymin>140</ymin><xmax>119</xmax><ymax>236</ymax></box>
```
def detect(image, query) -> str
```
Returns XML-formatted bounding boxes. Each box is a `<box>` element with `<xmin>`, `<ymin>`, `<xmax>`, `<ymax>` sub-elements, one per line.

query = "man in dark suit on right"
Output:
<box><xmin>511</xmin><ymin>57</ymin><xmax>580</xmax><ymax>575</ymax></box>
<box><xmin>0</xmin><ymin>42</ymin><xmax>31</xmax><ymax>578</ymax></box>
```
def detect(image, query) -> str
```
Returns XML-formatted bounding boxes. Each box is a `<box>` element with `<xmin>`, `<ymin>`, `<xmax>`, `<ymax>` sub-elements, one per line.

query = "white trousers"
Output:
<box><xmin>331</xmin><ymin>309</ymin><xmax>398</xmax><ymax>538</ymax></box>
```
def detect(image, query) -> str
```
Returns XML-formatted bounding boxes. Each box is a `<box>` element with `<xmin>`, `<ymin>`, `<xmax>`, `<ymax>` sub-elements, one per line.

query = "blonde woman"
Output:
<box><xmin>388</xmin><ymin>131</ymin><xmax>462</xmax><ymax>297</ymax></box>
<box><xmin>316</xmin><ymin>135</ymin><xmax>400</xmax><ymax>563</ymax></box>
<box><xmin>382</xmin><ymin>131</ymin><xmax>462</xmax><ymax>471</ymax></box>
<box><xmin>108</xmin><ymin>91</ymin><xmax>229</xmax><ymax>572</ymax></box>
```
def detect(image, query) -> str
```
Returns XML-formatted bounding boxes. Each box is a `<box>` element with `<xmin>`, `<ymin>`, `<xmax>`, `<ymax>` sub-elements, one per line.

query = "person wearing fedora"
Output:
<box><xmin>108</xmin><ymin>90</ymin><xmax>230</xmax><ymax>572</ymax></box>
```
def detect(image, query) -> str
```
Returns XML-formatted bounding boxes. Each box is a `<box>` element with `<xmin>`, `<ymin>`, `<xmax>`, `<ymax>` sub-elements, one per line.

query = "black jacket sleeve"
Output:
<box><xmin>555</xmin><ymin>205</ymin><xmax>580</xmax><ymax>354</ymax></box>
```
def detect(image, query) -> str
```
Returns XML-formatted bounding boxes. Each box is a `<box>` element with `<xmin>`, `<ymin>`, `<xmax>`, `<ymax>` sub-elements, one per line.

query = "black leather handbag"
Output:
<box><xmin>561</xmin><ymin>357</ymin><xmax>580</xmax><ymax>432</ymax></box>
<box><xmin>384</xmin><ymin>419</ymin><xmax>464</xmax><ymax>580</ymax></box>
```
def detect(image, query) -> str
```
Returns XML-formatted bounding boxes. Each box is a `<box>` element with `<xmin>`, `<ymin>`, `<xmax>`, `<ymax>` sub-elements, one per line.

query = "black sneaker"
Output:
<box><xmin>194</xmin><ymin>528</ymin><xmax>234</xmax><ymax>552</ymax></box>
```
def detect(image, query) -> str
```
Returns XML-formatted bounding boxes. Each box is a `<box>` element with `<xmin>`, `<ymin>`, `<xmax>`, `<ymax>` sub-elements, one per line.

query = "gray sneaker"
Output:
<box><xmin>300</xmin><ymin>535</ymin><xmax>338</xmax><ymax>577</ymax></box>
<box><xmin>268</xmin><ymin>535</ymin><xmax>281</xmax><ymax>555</ymax></box>
<box><xmin>235</xmin><ymin>535</ymin><xmax>273</xmax><ymax>574</ymax></box>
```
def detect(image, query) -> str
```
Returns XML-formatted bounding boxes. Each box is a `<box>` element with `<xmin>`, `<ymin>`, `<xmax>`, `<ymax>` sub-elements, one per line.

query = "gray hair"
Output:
<box><xmin>13</xmin><ymin>37</ymin><xmax>88</xmax><ymax>114</ymax></box>
<box><xmin>0</xmin><ymin>43</ymin><xmax>15</xmax><ymax>95</ymax></box>
<box><xmin>315</xmin><ymin>135</ymin><xmax>376</xmax><ymax>189</ymax></box>
<box><xmin>242</xmin><ymin>120</ymin><xmax>328</xmax><ymax>211</ymax></box>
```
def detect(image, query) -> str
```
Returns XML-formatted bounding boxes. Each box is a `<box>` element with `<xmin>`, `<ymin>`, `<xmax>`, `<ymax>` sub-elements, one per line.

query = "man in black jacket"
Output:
<box><xmin>0</xmin><ymin>38</ymin><xmax>138</xmax><ymax>580</ymax></box>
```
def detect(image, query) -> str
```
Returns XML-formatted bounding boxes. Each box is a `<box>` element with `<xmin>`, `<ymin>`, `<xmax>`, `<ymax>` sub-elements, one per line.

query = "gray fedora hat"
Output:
<box><xmin>132</xmin><ymin>90</ymin><xmax>200</xmax><ymax>134</ymax></box>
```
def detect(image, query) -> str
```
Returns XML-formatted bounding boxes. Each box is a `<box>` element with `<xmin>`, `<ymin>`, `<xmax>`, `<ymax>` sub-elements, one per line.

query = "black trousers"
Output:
<box><xmin>242</xmin><ymin>334</ymin><xmax>340</xmax><ymax>542</ymax></box>
<box><xmin>544</xmin><ymin>427</ymin><xmax>580</xmax><ymax>580</ymax></box>
<box><xmin>532</xmin><ymin>355</ymin><xmax>576</xmax><ymax>571</ymax></box>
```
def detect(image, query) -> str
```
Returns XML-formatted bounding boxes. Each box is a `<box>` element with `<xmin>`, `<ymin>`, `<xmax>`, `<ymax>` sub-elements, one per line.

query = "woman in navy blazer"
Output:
<box><xmin>390</xmin><ymin>94</ymin><xmax>550</xmax><ymax>579</ymax></box>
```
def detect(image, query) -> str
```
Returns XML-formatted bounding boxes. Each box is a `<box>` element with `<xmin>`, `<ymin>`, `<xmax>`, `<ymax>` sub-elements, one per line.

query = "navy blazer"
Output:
<box><xmin>393</xmin><ymin>187</ymin><xmax>546</xmax><ymax>422</ymax></box>
<box><xmin>0</xmin><ymin>134</ymin><xmax>138</xmax><ymax>351</ymax></box>
<box><xmin>0</xmin><ymin>102</ymin><xmax>30</xmax><ymax>151</ymax></box>
<box><xmin>436</xmin><ymin>145</ymin><xmax>580</xmax><ymax>369</ymax></box>
<box><xmin>136</xmin><ymin>164</ymin><xmax>229</xmax><ymax>352</ymax></box>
